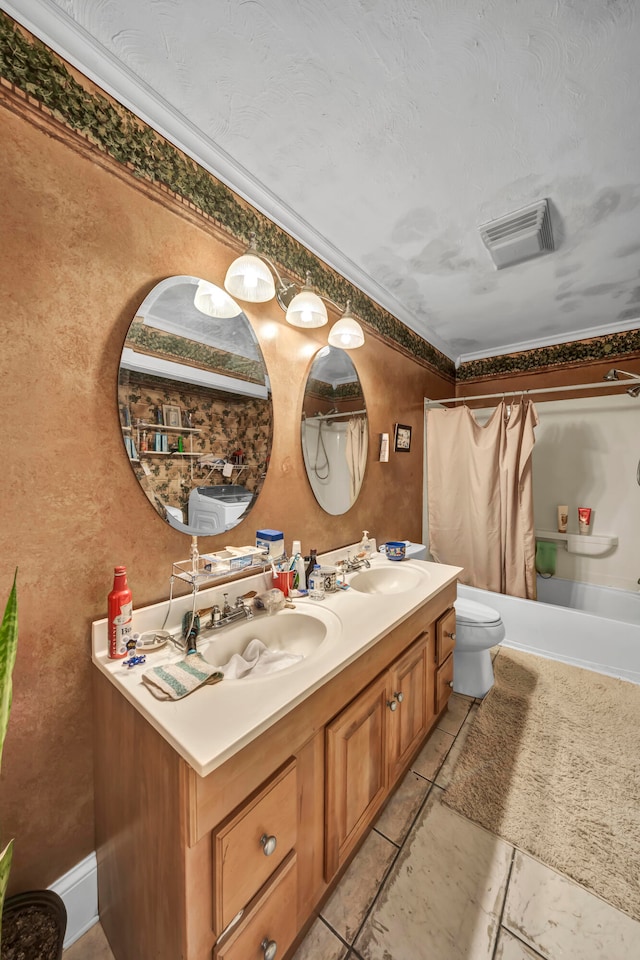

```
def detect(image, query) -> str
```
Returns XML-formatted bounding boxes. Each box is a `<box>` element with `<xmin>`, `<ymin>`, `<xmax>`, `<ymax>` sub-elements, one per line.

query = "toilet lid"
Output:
<box><xmin>455</xmin><ymin>597</ymin><xmax>502</xmax><ymax>626</ymax></box>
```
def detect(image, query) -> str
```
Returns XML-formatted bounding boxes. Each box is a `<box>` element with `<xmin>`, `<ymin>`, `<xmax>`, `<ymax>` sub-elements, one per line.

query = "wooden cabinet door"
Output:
<box><xmin>387</xmin><ymin>633</ymin><xmax>429</xmax><ymax>783</ymax></box>
<box><xmin>325</xmin><ymin>674</ymin><xmax>388</xmax><ymax>881</ymax></box>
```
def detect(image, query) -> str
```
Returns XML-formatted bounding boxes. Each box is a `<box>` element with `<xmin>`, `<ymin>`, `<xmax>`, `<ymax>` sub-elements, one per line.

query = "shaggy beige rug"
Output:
<box><xmin>443</xmin><ymin>648</ymin><xmax>640</xmax><ymax>921</ymax></box>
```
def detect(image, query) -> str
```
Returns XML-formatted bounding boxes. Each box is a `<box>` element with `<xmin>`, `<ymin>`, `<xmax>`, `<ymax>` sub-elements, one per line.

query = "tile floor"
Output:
<box><xmin>64</xmin><ymin>673</ymin><xmax>640</xmax><ymax>960</ymax></box>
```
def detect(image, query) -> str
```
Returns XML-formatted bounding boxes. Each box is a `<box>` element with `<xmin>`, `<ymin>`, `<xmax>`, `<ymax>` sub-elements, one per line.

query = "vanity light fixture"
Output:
<box><xmin>285</xmin><ymin>271</ymin><xmax>328</xmax><ymax>328</ymax></box>
<box><xmin>193</xmin><ymin>279</ymin><xmax>242</xmax><ymax>318</ymax></box>
<box><xmin>224</xmin><ymin>233</ymin><xmax>365</xmax><ymax>347</ymax></box>
<box><xmin>328</xmin><ymin>301</ymin><xmax>365</xmax><ymax>349</ymax></box>
<box><xmin>224</xmin><ymin>234</ymin><xmax>278</xmax><ymax>303</ymax></box>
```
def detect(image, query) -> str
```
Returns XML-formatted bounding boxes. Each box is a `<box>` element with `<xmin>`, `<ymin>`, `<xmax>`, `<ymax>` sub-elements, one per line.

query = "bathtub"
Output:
<box><xmin>457</xmin><ymin>578</ymin><xmax>640</xmax><ymax>686</ymax></box>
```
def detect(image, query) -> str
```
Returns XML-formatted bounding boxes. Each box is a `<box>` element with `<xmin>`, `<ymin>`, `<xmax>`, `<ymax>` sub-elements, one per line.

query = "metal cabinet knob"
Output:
<box><xmin>446</xmin><ymin>631</ymin><xmax>456</xmax><ymax>641</ymax></box>
<box><xmin>261</xmin><ymin>938</ymin><xmax>277</xmax><ymax>959</ymax></box>
<box><xmin>387</xmin><ymin>699</ymin><xmax>398</xmax><ymax>712</ymax></box>
<box><xmin>393</xmin><ymin>692</ymin><xmax>404</xmax><ymax>703</ymax></box>
<box><xmin>448</xmin><ymin>680</ymin><xmax>454</xmax><ymax>688</ymax></box>
<box><xmin>260</xmin><ymin>834</ymin><xmax>277</xmax><ymax>856</ymax></box>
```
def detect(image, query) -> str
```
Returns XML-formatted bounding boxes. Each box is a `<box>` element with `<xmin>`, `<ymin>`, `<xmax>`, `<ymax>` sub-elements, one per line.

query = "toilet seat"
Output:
<box><xmin>455</xmin><ymin>597</ymin><xmax>502</xmax><ymax>627</ymax></box>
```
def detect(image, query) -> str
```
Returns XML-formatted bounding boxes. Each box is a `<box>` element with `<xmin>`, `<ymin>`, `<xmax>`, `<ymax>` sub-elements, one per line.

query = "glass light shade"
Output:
<box><xmin>285</xmin><ymin>287</ymin><xmax>328</xmax><ymax>328</ymax></box>
<box><xmin>193</xmin><ymin>280</ymin><xmax>241</xmax><ymax>318</ymax></box>
<box><xmin>328</xmin><ymin>313</ymin><xmax>365</xmax><ymax>348</ymax></box>
<box><xmin>224</xmin><ymin>253</ymin><xmax>276</xmax><ymax>302</ymax></box>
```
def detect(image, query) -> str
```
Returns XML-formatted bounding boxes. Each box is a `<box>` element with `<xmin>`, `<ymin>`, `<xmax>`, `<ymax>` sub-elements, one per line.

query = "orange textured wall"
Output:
<box><xmin>0</xmin><ymin>92</ymin><xmax>452</xmax><ymax>889</ymax></box>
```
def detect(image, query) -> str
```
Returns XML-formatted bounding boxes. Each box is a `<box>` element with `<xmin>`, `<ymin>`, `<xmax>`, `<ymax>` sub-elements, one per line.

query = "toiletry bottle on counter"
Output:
<box><xmin>305</xmin><ymin>548</ymin><xmax>318</xmax><ymax>583</ymax></box>
<box><xmin>309</xmin><ymin>564</ymin><xmax>325</xmax><ymax>601</ymax></box>
<box><xmin>360</xmin><ymin>530</ymin><xmax>373</xmax><ymax>560</ymax></box>
<box><xmin>291</xmin><ymin>540</ymin><xmax>306</xmax><ymax>591</ymax></box>
<box><xmin>108</xmin><ymin>566</ymin><xmax>133</xmax><ymax>659</ymax></box>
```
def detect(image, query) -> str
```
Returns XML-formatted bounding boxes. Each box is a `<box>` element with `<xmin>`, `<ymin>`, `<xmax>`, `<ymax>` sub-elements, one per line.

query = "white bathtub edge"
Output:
<box><xmin>458</xmin><ymin>583</ymin><xmax>640</xmax><ymax>686</ymax></box>
<box><xmin>502</xmin><ymin>639</ymin><xmax>640</xmax><ymax>687</ymax></box>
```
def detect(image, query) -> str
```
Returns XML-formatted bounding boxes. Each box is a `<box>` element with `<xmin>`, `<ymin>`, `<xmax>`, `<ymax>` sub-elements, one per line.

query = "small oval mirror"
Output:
<box><xmin>118</xmin><ymin>276</ymin><xmax>272</xmax><ymax>536</ymax></box>
<box><xmin>301</xmin><ymin>346</ymin><xmax>368</xmax><ymax>515</ymax></box>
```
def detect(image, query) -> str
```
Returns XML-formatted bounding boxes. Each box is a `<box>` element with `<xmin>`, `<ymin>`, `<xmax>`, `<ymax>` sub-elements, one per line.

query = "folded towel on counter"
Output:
<box><xmin>214</xmin><ymin>639</ymin><xmax>303</xmax><ymax>680</ymax></box>
<box><xmin>142</xmin><ymin>652</ymin><xmax>223</xmax><ymax>700</ymax></box>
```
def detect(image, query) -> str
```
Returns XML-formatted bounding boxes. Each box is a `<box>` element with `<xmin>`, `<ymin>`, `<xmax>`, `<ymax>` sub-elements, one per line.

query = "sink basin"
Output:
<box><xmin>349</xmin><ymin>564</ymin><xmax>427</xmax><ymax>595</ymax></box>
<box><xmin>199</xmin><ymin>609</ymin><xmax>332</xmax><ymax>678</ymax></box>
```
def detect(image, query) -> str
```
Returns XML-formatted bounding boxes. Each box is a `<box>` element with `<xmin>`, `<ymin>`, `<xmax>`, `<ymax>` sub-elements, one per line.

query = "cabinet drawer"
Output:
<box><xmin>435</xmin><ymin>652</ymin><xmax>454</xmax><ymax>714</ymax></box>
<box><xmin>436</xmin><ymin>608</ymin><xmax>456</xmax><ymax>665</ymax></box>
<box><xmin>213</xmin><ymin>760</ymin><xmax>297</xmax><ymax>934</ymax></box>
<box><xmin>215</xmin><ymin>852</ymin><xmax>297</xmax><ymax>960</ymax></box>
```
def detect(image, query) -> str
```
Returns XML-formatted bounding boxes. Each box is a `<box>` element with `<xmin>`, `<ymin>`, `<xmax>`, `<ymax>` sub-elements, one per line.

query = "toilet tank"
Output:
<box><xmin>405</xmin><ymin>542</ymin><xmax>427</xmax><ymax>561</ymax></box>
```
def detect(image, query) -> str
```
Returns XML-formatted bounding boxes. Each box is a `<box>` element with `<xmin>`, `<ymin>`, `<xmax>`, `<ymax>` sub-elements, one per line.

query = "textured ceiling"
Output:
<box><xmin>8</xmin><ymin>0</ymin><xmax>640</xmax><ymax>362</ymax></box>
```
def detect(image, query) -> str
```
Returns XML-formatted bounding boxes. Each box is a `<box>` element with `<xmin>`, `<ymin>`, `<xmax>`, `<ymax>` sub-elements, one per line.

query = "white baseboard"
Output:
<box><xmin>49</xmin><ymin>852</ymin><xmax>98</xmax><ymax>948</ymax></box>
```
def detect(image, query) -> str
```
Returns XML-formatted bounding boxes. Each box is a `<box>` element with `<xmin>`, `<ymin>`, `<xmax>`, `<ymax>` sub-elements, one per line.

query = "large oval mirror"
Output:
<box><xmin>301</xmin><ymin>346</ymin><xmax>368</xmax><ymax>514</ymax></box>
<box><xmin>118</xmin><ymin>276</ymin><xmax>272</xmax><ymax>536</ymax></box>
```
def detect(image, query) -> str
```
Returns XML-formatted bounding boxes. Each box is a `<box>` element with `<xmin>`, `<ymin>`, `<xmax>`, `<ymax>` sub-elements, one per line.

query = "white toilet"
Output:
<box><xmin>453</xmin><ymin>597</ymin><xmax>505</xmax><ymax>698</ymax></box>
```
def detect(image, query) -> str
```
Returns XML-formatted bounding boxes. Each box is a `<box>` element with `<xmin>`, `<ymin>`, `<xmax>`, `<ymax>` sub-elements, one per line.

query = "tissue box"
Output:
<box><xmin>256</xmin><ymin>529</ymin><xmax>285</xmax><ymax>559</ymax></box>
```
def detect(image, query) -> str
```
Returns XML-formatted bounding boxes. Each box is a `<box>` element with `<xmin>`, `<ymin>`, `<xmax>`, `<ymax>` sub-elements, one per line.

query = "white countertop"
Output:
<box><xmin>92</xmin><ymin>549</ymin><xmax>462</xmax><ymax>777</ymax></box>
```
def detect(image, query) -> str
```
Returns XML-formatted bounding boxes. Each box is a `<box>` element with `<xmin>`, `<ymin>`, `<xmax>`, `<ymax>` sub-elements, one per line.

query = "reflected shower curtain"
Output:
<box><xmin>346</xmin><ymin>417</ymin><xmax>368</xmax><ymax>505</ymax></box>
<box><xmin>426</xmin><ymin>400</ymin><xmax>538</xmax><ymax>599</ymax></box>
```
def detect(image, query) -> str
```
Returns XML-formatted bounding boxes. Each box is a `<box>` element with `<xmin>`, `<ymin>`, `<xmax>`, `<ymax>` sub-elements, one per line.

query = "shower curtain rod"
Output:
<box><xmin>424</xmin><ymin>376</ymin><xmax>640</xmax><ymax>408</ymax></box>
<box><xmin>304</xmin><ymin>408</ymin><xmax>367</xmax><ymax>421</ymax></box>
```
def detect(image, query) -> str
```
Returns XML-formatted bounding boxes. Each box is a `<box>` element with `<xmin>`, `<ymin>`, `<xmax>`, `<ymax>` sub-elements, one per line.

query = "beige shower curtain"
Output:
<box><xmin>426</xmin><ymin>400</ymin><xmax>538</xmax><ymax>599</ymax></box>
<box><xmin>346</xmin><ymin>417</ymin><xmax>368</xmax><ymax>505</ymax></box>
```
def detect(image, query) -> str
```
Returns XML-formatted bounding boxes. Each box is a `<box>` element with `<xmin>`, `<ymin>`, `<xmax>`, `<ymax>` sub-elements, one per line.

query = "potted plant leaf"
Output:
<box><xmin>0</xmin><ymin>573</ymin><xmax>67</xmax><ymax>959</ymax></box>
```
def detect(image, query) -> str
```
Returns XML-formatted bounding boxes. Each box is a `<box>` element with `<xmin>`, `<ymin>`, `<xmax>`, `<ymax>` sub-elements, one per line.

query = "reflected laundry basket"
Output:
<box><xmin>188</xmin><ymin>485</ymin><xmax>253</xmax><ymax>533</ymax></box>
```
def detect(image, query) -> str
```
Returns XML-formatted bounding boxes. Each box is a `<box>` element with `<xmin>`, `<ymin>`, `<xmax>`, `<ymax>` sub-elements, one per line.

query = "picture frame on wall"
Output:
<box><xmin>162</xmin><ymin>404</ymin><xmax>182</xmax><ymax>428</ymax></box>
<box><xmin>393</xmin><ymin>423</ymin><xmax>412</xmax><ymax>453</ymax></box>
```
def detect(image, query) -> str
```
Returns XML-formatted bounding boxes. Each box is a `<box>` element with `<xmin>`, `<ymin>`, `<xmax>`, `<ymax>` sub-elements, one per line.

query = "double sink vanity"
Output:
<box><xmin>92</xmin><ymin>548</ymin><xmax>462</xmax><ymax>960</ymax></box>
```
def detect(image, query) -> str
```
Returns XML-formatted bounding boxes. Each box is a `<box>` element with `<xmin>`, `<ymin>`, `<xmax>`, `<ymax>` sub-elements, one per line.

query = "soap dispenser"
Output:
<box><xmin>359</xmin><ymin>530</ymin><xmax>373</xmax><ymax>560</ymax></box>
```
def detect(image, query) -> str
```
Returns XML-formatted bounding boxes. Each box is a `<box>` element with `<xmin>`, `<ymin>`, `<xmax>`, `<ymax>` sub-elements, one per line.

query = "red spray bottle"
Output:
<box><xmin>108</xmin><ymin>566</ymin><xmax>133</xmax><ymax>659</ymax></box>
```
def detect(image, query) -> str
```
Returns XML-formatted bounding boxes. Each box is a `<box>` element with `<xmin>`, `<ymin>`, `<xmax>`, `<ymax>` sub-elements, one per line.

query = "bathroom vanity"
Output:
<box><xmin>92</xmin><ymin>554</ymin><xmax>460</xmax><ymax>959</ymax></box>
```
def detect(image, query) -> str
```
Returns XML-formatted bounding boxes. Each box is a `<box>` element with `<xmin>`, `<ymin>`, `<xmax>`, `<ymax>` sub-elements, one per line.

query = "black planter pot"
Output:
<box><xmin>2</xmin><ymin>890</ymin><xmax>67</xmax><ymax>960</ymax></box>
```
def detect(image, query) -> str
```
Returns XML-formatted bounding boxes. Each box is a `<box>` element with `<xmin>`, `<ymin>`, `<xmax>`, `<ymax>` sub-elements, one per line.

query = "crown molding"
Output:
<box><xmin>3</xmin><ymin>0</ymin><xmax>454</xmax><ymax>361</ymax></box>
<box><xmin>456</xmin><ymin>317</ymin><xmax>640</xmax><ymax>366</ymax></box>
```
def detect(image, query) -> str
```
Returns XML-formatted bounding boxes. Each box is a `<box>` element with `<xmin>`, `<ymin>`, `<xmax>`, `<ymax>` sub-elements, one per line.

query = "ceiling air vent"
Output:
<box><xmin>479</xmin><ymin>199</ymin><xmax>554</xmax><ymax>269</ymax></box>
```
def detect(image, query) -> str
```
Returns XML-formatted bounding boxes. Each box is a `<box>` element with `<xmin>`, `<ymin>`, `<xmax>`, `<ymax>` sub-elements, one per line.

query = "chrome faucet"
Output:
<box><xmin>206</xmin><ymin>593</ymin><xmax>253</xmax><ymax>630</ymax></box>
<box><xmin>341</xmin><ymin>552</ymin><xmax>371</xmax><ymax>574</ymax></box>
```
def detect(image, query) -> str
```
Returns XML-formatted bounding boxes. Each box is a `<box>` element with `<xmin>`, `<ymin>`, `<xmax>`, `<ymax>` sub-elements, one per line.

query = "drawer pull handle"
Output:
<box><xmin>387</xmin><ymin>699</ymin><xmax>398</xmax><ymax>712</ymax></box>
<box><xmin>393</xmin><ymin>692</ymin><xmax>404</xmax><ymax>703</ymax></box>
<box><xmin>260</xmin><ymin>833</ymin><xmax>277</xmax><ymax>856</ymax></box>
<box><xmin>261</xmin><ymin>937</ymin><xmax>277</xmax><ymax>959</ymax></box>
<box><xmin>448</xmin><ymin>680</ymin><xmax>454</xmax><ymax>688</ymax></box>
<box><xmin>446</xmin><ymin>631</ymin><xmax>456</xmax><ymax>641</ymax></box>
